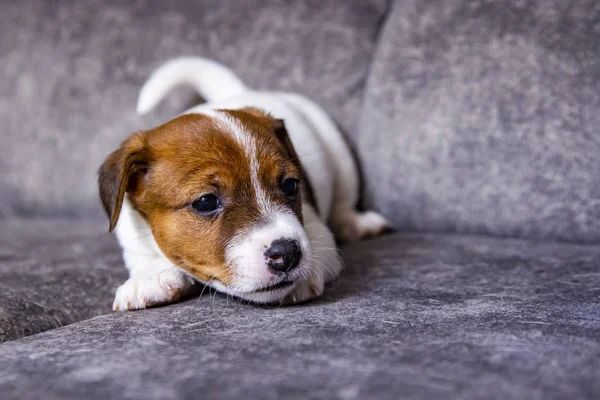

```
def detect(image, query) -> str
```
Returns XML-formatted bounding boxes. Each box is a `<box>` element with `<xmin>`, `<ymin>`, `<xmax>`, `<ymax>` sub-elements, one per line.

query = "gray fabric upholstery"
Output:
<box><xmin>359</xmin><ymin>0</ymin><xmax>600</xmax><ymax>243</ymax></box>
<box><xmin>0</xmin><ymin>219</ymin><xmax>125</xmax><ymax>342</ymax></box>
<box><xmin>2</xmin><ymin>1</ymin><xmax>600</xmax><ymax>398</ymax></box>
<box><xmin>0</xmin><ymin>0</ymin><xmax>387</xmax><ymax>219</ymax></box>
<box><xmin>1</xmin><ymin>231</ymin><xmax>599</xmax><ymax>399</ymax></box>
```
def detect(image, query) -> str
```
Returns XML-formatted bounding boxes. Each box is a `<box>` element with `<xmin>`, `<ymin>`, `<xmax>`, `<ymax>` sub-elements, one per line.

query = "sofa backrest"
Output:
<box><xmin>358</xmin><ymin>0</ymin><xmax>600</xmax><ymax>243</ymax></box>
<box><xmin>4</xmin><ymin>0</ymin><xmax>600</xmax><ymax>244</ymax></box>
<box><xmin>0</xmin><ymin>0</ymin><xmax>387</xmax><ymax>219</ymax></box>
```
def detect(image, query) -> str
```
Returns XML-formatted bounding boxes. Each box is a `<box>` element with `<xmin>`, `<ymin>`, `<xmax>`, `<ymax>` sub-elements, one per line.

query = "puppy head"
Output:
<box><xmin>99</xmin><ymin>108</ymin><xmax>312</xmax><ymax>303</ymax></box>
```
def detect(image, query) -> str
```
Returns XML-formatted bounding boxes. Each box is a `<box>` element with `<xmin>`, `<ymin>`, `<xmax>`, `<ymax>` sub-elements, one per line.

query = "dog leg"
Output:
<box><xmin>111</xmin><ymin>196</ymin><xmax>195</xmax><ymax>311</ymax></box>
<box><xmin>113</xmin><ymin>252</ymin><xmax>194</xmax><ymax>311</ymax></box>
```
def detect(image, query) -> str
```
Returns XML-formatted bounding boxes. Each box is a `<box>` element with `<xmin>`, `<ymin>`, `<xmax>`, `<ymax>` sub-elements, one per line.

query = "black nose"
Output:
<box><xmin>264</xmin><ymin>238</ymin><xmax>302</xmax><ymax>273</ymax></box>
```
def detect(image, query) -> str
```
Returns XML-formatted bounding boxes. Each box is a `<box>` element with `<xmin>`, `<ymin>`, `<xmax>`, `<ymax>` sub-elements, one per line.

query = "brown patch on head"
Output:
<box><xmin>223</xmin><ymin>108</ymin><xmax>305</xmax><ymax>221</ymax></box>
<box><xmin>230</xmin><ymin>107</ymin><xmax>319</xmax><ymax>215</ymax></box>
<box><xmin>98</xmin><ymin>109</ymin><xmax>306</xmax><ymax>288</ymax></box>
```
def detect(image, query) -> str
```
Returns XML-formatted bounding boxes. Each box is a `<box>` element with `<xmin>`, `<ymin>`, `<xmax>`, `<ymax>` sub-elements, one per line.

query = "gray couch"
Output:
<box><xmin>1</xmin><ymin>1</ymin><xmax>599</xmax><ymax>399</ymax></box>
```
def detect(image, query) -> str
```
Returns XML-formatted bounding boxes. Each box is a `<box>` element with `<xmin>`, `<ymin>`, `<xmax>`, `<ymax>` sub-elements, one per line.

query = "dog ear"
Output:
<box><xmin>271</xmin><ymin>118</ymin><xmax>319</xmax><ymax>215</ymax></box>
<box><xmin>98</xmin><ymin>132</ymin><xmax>149</xmax><ymax>232</ymax></box>
<box><xmin>236</xmin><ymin>107</ymin><xmax>302</xmax><ymax>168</ymax></box>
<box><xmin>271</xmin><ymin>118</ymin><xmax>302</xmax><ymax>170</ymax></box>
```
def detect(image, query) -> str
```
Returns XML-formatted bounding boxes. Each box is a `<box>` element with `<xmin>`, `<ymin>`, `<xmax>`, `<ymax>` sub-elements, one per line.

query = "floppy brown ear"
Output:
<box><xmin>98</xmin><ymin>132</ymin><xmax>149</xmax><ymax>232</ymax></box>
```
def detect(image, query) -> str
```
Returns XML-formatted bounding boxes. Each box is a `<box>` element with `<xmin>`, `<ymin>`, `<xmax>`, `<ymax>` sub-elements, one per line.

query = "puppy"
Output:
<box><xmin>98</xmin><ymin>57</ymin><xmax>390</xmax><ymax>310</ymax></box>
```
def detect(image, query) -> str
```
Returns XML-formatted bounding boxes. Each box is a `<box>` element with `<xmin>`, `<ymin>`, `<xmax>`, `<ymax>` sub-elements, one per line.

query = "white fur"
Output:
<box><xmin>112</xmin><ymin>195</ymin><xmax>195</xmax><ymax>311</ymax></box>
<box><xmin>223</xmin><ymin>211</ymin><xmax>313</xmax><ymax>303</ymax></box>
<box><xmin>185</xmin><ymin>92</ymin><xmax>336</xmax><ymax>219</ymax></box>
<box><xmin>136</xmin><ymin>57</ymin><xmax>247</xmax><ymax>114</ymax></box>
<box><xmin>112</xmin><ymin>57</ymin><xmax>390</xmax><ymax>310</ymax></box>
<box><xmin>208</xmin><ymin>111</ymin><xmax>274</xmax><ymax>214</ymax></box>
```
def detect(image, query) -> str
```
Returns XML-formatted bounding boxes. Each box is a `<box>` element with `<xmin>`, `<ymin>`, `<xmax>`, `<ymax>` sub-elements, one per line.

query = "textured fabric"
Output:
<box><xmin>359</xmin><ymin>0</ymin><xmax>600</xmax><ymax>243</ymax></box>
<box><xmin>2</xmin><ymin>2</ymin><xmax>599</xmax><ymax>398</ymax></box>
<box><xmin>0</xmin><ymin>219</ymin><xmax>125</xmax><ymax>342</ymax></box>
<box><xmin>1</xmin><ymin>232</ymin><xmax>599</xmax><ymax>399</ymax></box>
<box><xmin>0</xmin><ymin>0</ymin><xmax>387</xmax><ymax>219</ymax></box>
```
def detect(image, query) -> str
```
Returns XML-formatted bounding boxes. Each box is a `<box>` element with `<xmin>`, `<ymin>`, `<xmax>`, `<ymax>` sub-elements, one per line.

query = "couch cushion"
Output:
<box><xmin>0</xmin><ymin>232</ymin><xmax>598</xmax><ymax>399</ymax></box>
<box><xmin>0</xmin><ymin>219</ymin><xmax>125</xmax><ymax>342</ymax></box>
<box><xmin>358</xmin><ymin>0</ymin><xmax>600</xmax><ymax>243</ymax></box>
<box><xmin>0</xmin><ymin>0</ymin><xmax>387</xmax><ymax>219</ymax></box>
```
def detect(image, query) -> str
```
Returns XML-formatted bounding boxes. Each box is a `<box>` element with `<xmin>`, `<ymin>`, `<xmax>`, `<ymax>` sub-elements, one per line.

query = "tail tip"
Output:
<box><xmin>136</xmin><ymin>87</ymin><xmax>153</xmax><ymax>115</ymax></box>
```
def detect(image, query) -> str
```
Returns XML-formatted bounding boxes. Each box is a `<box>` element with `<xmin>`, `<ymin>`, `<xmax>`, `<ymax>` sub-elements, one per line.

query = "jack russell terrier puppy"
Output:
<box><xmin>98</xmin><ymin>57</ymin><xmax>390</xmax><ymax>311</ymax></box>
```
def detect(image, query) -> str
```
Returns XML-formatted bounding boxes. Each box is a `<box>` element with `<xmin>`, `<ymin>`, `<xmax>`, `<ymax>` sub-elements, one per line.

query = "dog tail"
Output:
<box><xmin>136</xmin><ymin>57</ymin><xmax>248</xmax><ymax>114</ymax></box>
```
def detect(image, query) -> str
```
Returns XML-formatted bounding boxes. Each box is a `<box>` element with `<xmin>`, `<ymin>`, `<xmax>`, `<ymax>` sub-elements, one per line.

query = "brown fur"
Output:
<box><xmin>230</xmin><ymin>108</ymin><xmax>319</xmax><ymax>215</ymax></box>
<box><xmin>98</xmin><ymin>109</ymin><xmax>304</xmax><ymax>288</ymax></box>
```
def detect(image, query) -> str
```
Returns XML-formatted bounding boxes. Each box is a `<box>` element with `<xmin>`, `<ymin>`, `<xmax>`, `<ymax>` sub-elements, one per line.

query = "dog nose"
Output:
<box><xmin>264</xmin><ymin>238</ymin><xmax>302</xmax><ymax>273</ymax></box>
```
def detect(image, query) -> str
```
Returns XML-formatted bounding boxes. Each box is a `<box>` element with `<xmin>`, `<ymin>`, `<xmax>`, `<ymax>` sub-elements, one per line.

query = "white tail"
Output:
<box><xmin>136</xmin><ymin>57</ymin><xmax>248</xmax><ymax>114</ymax></box>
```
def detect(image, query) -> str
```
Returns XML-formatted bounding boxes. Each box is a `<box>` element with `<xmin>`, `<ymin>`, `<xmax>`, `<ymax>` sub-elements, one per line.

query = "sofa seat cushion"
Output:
<box><xmin>1</xmin><ymin>230</ymin><xmax>598</xmax><ymax>399</ymax></box>
<box><xmin>0</xmin><ymin>219</ymin><xmax>125</xmax><ymax>342</ymax></box>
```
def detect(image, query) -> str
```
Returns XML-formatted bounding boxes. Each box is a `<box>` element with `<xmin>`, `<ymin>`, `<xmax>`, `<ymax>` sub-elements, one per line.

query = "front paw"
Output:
<box><xmin>113</xmin><ymin>270</ymin><xmax>192</xmax><ymax>311</ymax></box>
<box><xmin>282</xmin><ymin>273</ymin><xmax>325</xmax><ymax>305</ymax></box>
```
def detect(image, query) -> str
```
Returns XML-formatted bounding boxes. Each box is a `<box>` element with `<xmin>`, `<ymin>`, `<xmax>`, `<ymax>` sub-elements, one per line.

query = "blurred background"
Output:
<box><xmin>1</xmin><ymin>0</ymin><xmax>384</xmax><ymax>218</ymax></box>
<box><xmin>2</xmin><ymin>0</ymin><xmax>600</xmax><ymax>243</ymax></box>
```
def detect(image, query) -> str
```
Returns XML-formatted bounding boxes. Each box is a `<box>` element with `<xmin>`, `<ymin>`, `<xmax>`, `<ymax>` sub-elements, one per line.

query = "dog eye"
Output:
<box><xmin>191</xmin><ymin>194</ymin><xmax>221</xmax><ymax>214</ymax></box>
<box><xmin>281</xmin><ymin>178</ymin><xmax>299</xmax><ymax>197</ymax></box>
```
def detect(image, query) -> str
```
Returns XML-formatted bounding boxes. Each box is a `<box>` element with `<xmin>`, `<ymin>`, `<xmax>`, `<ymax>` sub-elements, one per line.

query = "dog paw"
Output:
<box><xmin>282</xmin><ymin>273</ymin><xmax>325</xmax><ymax>305</ymax></box>
<box><xmin>113</xmin><ymin>270</ymin><xmax>193</xmax><ymax>311</ymax></box>
<box><xmin>332</xmin><ymin>210</ymin><xmax>391</xmax><ymax>243</ymax></box>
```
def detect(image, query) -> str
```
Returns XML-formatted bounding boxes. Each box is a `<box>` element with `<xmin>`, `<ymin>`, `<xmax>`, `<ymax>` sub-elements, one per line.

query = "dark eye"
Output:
<box><xmin>281</xmin><ymin>178</ymin><xmax>299</xmax><ymax>197</ymax></box>
<box><xmin>191</xmin><ymin>194</ymin><xmax>221</xmax><ymax>214</ymax></box>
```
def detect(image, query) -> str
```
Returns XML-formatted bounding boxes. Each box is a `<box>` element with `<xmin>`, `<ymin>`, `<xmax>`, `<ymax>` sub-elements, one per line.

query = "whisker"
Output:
<box><xmin>199</xmin><ymin>277</ymin><xmax>215</xmax><ymax>301</ymax></box>
<box><xmin>211</xmin><ymin>282</ymin><xmax>219</xmax><ymax>310</ymax></box>
<box><xmin>308</xmin><ymin>234</ymin><xmax>329</xmax><ymax>243</ymax></box>
<box><xmin>310</xmin><ymin>249</ymin><xmax>346</xmax><ymax>266</ymax></box>
<box><xmin>310</xmin><ymin>250</ymin><xmax>346</xmax><ymax>271</ymax></box>
<box><xmin>309</xmin><ymin>257</ymin><xmax>337</xmax><ymax>281</ymax></box>
<box><xmin>293</xmin><ymin>152</ymin><xmax>319</xmax><ymax>160</ymax></box>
